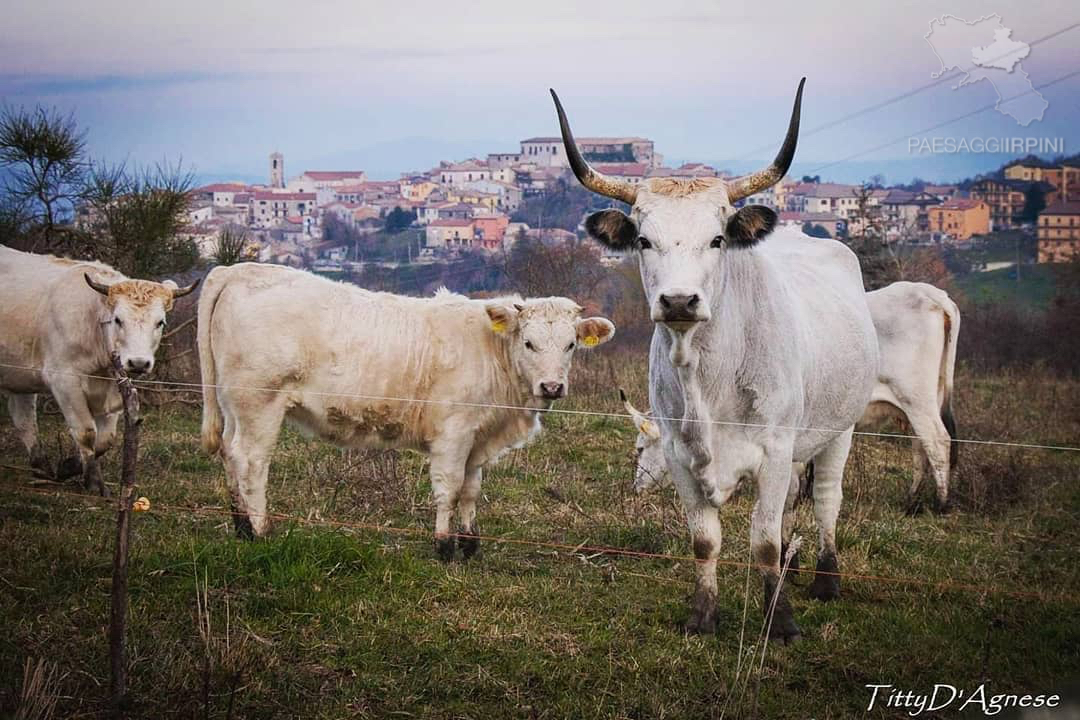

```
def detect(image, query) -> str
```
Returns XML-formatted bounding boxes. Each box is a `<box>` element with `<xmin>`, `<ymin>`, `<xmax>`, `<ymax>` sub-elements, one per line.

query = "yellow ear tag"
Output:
<box><xmin>133</xmin><ymin>496</ymin><xmax>151</xmax><ymax>512</ymax></box>
<box><xmin>490</xmin><ymin>320</ymin><xmax>507</xmax><ymax>334</ymax></box>
<box><xmin>583</xmin><ymin>335</ymin><xmax>600</xmax><ymax>347</ymax></box>
<box><xmin>640</xmin><ymin>420</ymin><xmax>655</xmax><ymax>435</ymax></box>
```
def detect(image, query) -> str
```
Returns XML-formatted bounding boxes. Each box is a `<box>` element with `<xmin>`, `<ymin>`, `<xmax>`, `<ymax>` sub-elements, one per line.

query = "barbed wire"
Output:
<box><xmin>2</xmin><ymin>361</ymin><xmax>1077</xmax><ymax>452</ymax></box>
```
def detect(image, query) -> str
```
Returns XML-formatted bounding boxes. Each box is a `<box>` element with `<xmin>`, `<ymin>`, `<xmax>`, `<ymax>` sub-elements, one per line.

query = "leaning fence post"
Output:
<box><xmin>109</xmin><ymin>354</ymin><xmax>141</xmax><ymax>716</ymax></box>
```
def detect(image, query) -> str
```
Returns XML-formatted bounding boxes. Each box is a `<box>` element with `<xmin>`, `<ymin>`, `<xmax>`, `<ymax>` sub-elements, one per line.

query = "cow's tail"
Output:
<box><xmin>939</xmin><ymin>296</ymin><xmax>960</xmax><ymax>471</ymax></box>
<box><xmin>198</xmin><ymin>266</ymin><xmax>229</xmax><ymax>456</ymax></box>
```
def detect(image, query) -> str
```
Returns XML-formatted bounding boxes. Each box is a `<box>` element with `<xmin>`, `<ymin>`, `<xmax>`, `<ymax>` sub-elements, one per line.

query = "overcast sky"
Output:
<box><xmin>1</xmin><ymin>0</ymin><xmax>1077</xmax><ymax>183</ymax></box>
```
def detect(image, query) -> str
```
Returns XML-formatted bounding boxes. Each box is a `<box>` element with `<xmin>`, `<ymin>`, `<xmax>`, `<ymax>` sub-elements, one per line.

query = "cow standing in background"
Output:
<box><xmin>197</xmin><ymin>263</ymin><xmax>615</xmax><ymax>560</ymax></box>
<box><xmin>626</xmin><ymin>281</ymin><xmax>961</xmax><ymax>512</ymax></box>
<box><xmin>553</xmin><ymin>80</ymin><xmax>880</xmax><ymax>642</ymax></box>
<box><xmin>0</xmin><ymin>246</ymin><xmax>198</xmax><ymax>494</ymax></box>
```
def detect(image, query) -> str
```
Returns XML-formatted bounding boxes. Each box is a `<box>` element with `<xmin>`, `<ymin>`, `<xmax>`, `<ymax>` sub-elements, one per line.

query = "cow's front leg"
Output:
<box><xmin>670</xmin><ymin>460</ymin><xmax>722</xmax><ymax>634</ymax></box>
<box><xmin>456</xmin><ymin>466</ymin><xmax>483</xmax><ymax>560</ymax></box>
<box><xmin>753</xmin><ymin>449</ymin><xmax>800</xmax><ymax>644</ymax></box>
<box><xmin>6</xmin><ymin>393</ymin><xmax>50</xmax><ymax>478</ymax></box>
<box><xmin>428</xmin><ymin>442</ymin><xmax>469</xmax><ymax>562</ymax></box>
<box><xmin>49</xmin><ymin>380</ymin><xmax>107</xmax><ymax>496</ymax></box>
<box><xmin>89</xmin><ymin>383</ymin><xmax>122</xmax><ymax>458</ymax></box>
<box><xmin>808</xmin><ymin>428</ymin><xmax>852</xmax><ymax>602</ymax></box>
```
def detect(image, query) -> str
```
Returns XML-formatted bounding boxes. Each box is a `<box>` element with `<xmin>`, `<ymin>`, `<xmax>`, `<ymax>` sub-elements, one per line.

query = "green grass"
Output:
<box><xmin>1</xmin><ymin>356</ymin><xmax>1079</xmax><ymax>718</ymax></box>
<box><xmin>955</xmin><ymin>263</ymin><xmax>1059</xmax><ymax>311</ymax></box>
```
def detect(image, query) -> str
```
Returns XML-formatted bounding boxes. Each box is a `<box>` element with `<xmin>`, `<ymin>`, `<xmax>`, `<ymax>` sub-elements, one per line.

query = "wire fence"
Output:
<box><xmin>4</xmin><ymin>480</ymin><xmax>1078</xmax><ymax>606</ymax></box>
<box><xmin>2</xmin><ymin>360</ymin><xmax>1077</xmax><ymax>453</ymax></box>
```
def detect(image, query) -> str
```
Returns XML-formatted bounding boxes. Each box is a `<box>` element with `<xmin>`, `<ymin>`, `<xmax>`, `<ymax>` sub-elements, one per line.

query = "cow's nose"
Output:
<box><xmin>125</xmin><ymin>357</ymin><xmax>152</xmax><ymax>374</ymax></box>
<box><xmin>540</xmin><ymin>382</ymin><xmax>565</xmax><ymax>400</ymax></box>
<box><xmin>658</xmin><ymin>293</ymin><xmax>701</xmax><ymax>322</ymax></box>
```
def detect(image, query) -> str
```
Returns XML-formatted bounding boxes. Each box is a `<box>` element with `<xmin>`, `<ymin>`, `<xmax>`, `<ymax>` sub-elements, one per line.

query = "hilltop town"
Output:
<box><xmin>185</xmin><ymin>138</ymin><xmax>1080</xmax><ymax>272</ymax></box>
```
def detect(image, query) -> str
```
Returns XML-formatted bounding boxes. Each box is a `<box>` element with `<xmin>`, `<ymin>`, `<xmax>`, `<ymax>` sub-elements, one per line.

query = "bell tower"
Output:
<box><xmin>270</xmin><ymin>151</ymin><xmax>284</xmax><ymax>188</ymax></box>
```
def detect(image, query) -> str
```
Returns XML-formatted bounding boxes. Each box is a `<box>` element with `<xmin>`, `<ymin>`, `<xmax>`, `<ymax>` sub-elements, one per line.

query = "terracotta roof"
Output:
<box><xmin>779</xmin><ymin>211</ymin><xmax>840</xmax><ymax>222</ymax></box>
<box><xmin>430</xmin><ymin>218</ymin><xmax>473</xmax><ymax>228</ymax></box>
<box><xmin>1041</xmin><ymin>201</ymin><xmax>1080</xmax><ymax>216</ymax></box>
<box><xmin>302</xmin><ymin>171</ymin><xmax>365</xmax><ymax>181</ymax></box>
<box><xmin>253</xmin><ymin>191</ymin><xmax>316</xmax><ymax>201</ymax></box>
<box><xmin>594</xmin><ymin>163</ymin><xmax>647</xmax><ymax>177</ymax></box>
<box><xmin>936</xmin><ymin>199</ymin><xmax>985</xmax><ymax>211</ymax></box>
<box><xmin>197</xmin><ymin>183</ymin><xmax>250</xmax><ymax>193</ymax></box>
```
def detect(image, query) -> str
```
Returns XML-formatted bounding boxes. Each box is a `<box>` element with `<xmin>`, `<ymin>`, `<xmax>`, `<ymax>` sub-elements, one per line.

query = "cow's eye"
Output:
<box><xmin>637</xmin><ymin>236</ymin><xmax>652</xmax><ymax>250</ymax></box>
<box><xmin>156</xmin><ymin>320</ymin><xmax>166</xmax><ymax>329</ymax></box>
<box><xmin>565</xmin><ymin>342</ymin><xmax>575</xmax><ymax>352</ymax></box>
<box><xmin>524</xmin><ymin>340</ymin><xmax>536</xmax><ymax>351</ymax></box>
<box><xmin>711</xmin><ymin>235</ymin><xmax>725</xmax><ymax>248</ymax></box>
<box><xmin>113</xmin><ymin>318</ymin><xmax>123</xmax><ymax>327</ymax></box>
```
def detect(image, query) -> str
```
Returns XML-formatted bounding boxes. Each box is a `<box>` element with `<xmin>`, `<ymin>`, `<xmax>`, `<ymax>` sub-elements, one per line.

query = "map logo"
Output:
<box><xmin>924</xmin><ymin>13</ymin><xmax>1047</xmax><ymax>126</ymax></box>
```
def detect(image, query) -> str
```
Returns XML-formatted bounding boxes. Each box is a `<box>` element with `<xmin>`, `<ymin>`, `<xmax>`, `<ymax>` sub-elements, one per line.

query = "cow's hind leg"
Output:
<box><xmin>906</xmin><ymin>437</ymin><xmax>927</xmax><ymax>515</ymax></box>
<box><xmin>457</xmin><ymin>466</ymin><xmax>483</xmax><ymax>560</ymax></box>
<box><xmin>907</xmin><ymin>411</ymin><xmax>952</xmax><ymax>513</ymax></box>
<box><xmin>220</xmin><ymin>392</ymin><xmax>286</xmax><ymax>539</ymax></box>
<box><xmin>808</xmin><ymin>427</ymin><xmax>853</xmax><ymax>602</ymax></box>
<box><xmin>7</xmin><ymin>393</ymin><xmax>50</xmax><ymax>478</ymax></box>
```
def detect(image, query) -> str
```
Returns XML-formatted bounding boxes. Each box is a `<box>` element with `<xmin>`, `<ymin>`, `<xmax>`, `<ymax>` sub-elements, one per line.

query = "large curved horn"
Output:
<box><xmin>171</xmin><ymin>277</ymin><xmax>201</xmax><ymax>299</ymax></box>
<box><xmin>84</xmin><ymin>273</ymin><xmax>112</xmax><ymax>296</ymax></box>
<box><xmin>726</xmin><ymin>78</ymin><xmax>805</xmax><ymax>203</ymax></box>
<box><xmin>550</xmin><ymin>89</ymin><xmax>638</xmax><ymax>205</ymax></box>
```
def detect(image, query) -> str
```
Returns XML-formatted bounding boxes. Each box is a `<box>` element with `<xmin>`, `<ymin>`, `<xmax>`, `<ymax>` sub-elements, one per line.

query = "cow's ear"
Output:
<box><xmin>485</xmin><ymin>302</ymin><xmax>519</xmax><ymax>335</ymax></box>
<box><xmin>575</xmin><ymin>317</ymin><xmax>615</xmax><ymax>348</ymax></box>
<box><xmin>724</xmin><ymin>205</ymin><xmax>777</xmax><ymax>248</ymax></box>
<box><xmin>585</xmin><ymin>210</ymin><xmax>637</xmax><ymax>250</ymax></box>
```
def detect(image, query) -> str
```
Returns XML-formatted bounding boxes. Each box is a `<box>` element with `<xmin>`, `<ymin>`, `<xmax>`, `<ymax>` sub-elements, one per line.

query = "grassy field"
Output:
<box><xmin>1</xmin><ymin>353</ymin><xmax>1079</xmax><ymax>719</ymax></box>
<box><xmin>954</xmin><ymin>263</ymin><xmax>1059</xmax><ymax>311</ymax></box>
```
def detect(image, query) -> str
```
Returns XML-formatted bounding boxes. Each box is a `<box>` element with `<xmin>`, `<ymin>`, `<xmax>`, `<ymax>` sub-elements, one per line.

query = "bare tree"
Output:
<box><xmin>214</xmin><ymin>225</ymin><xmax>250</xmax><ymax>266</ymax></box>
<box><xmin>81</xmin><ymin>161</ymin><xmax>199</xmax><ymax>277</ymax></box>
<box><xmin>0</xmin><ymin>105</ymin><xmax>86</xmax><ymax>248</ymax></box>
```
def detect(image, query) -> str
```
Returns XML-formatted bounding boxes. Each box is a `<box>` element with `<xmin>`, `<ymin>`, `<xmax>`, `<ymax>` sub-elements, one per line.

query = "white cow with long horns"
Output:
<box><xmin>551</xmin><ymin>80</ymin><xmax>879</xmax><ymax>642</ymax></box>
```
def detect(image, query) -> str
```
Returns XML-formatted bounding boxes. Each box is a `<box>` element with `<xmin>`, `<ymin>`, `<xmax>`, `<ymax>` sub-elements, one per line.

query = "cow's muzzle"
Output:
<box><xmin>652</xmin><ymin>292</ymin><xmax>710</xmax><ymax>326</ymax></box>
<box><xmin>539</xmin><ymin>382</ymin><xmax>566</xmax><ymax>400</ymax></box>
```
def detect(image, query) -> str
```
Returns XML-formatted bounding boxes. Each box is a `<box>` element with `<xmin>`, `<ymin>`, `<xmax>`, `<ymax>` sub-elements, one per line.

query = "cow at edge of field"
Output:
<box><xmin>553</xmin><ymin>79</ymin><xmax>880</xmax><ymax>642</ymax></box>
<box><xmin>197</xmin><ymin>263</ymin><xmax>615</xmax><ymax>560</ymax></box>
<box><xmin>0</xmin><ymin>246</ymin><xmax>198</xmax><ymax>494</ymax></box>
<box><xmin>626</xmin><ymin>281</ymin><xmax>961</xmax><ymax>512</ymax></box>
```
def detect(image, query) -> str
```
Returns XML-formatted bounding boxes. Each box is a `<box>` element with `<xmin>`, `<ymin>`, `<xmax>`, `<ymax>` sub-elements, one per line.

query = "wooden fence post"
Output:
<box><xmin>109</xmin><ymin>355</ymin><xmax>141</xmax><ymax>716</ymax></box>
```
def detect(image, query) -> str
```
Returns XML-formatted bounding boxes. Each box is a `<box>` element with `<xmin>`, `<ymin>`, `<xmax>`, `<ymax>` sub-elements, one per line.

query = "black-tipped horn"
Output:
<box><xmin>550</xmin><ymin>89</ymin><xmax>638</xmax><ymax>205</ymax></box>
<box><xmin>727</xmin><ymin>78</ymin><xmax>805</xmax><ymax>202</ymax></box>
<box><xmin>84</xmin><ymin>273</ymin><xmax>111</xmax><ymax>296</ymax></box>
<box><xmin>171</xmin><ymin>277</ymin><xmax>200</xmax><ymax>299</ymax></box>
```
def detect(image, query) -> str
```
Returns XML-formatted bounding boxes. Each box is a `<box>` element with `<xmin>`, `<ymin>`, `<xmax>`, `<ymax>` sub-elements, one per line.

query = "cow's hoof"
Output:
<box><xmin>768</xmin><ymin>616</ymin><xmax>802</xmax><ymax>645</ymax></box>
<box><xmin>904</xmin><ymin>497</ymin><xmax>924</xmax><ymax>516</ymax></box>
<box><xmin>435</xmin><ymin>536</ymin><xmax>456</xmax><ymax>563</ymax></box>
<box><xmin>808</xmin><ymin>553</ymin><xmax>841</xmax><ymax>602</ymax></box>
<box><xmin>459</xmin><ymin>532</ymin><xmax>480</xmax><ymax>561</ymax></box>
<box><xmin>684</xmin><ymin>589</ymin><xmax>718</xmax><ymax>635</ymax></box>
<box><xmin>683</xmin><ymin>610</ymin><xmax>718</xmax><ymax>635</ymax></box>
<box><xmin>933</xmin><ymin>497</ymin><xmax>952</xmax><ymax>514</ymax></box>
<box><xmin>56</xmin><ymin>456</ymin><xmax>83</xmax><ymax>481</ymax></box>
<box><xmin>29</xmin><ymin>455</ymin><xmax>54</xmax><ymax>479</ymax></box>
<box><xmin>233</xmin><ymin>513</ymin><xmax>255</xmax><ymax>541</ymax></box>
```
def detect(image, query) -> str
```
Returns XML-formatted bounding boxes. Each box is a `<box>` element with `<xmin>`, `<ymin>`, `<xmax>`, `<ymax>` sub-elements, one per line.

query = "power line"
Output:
<box><xmin>715</xmin><ymin>20</ymin><xmax>1080</xmax><ymax>169</ymax></box>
